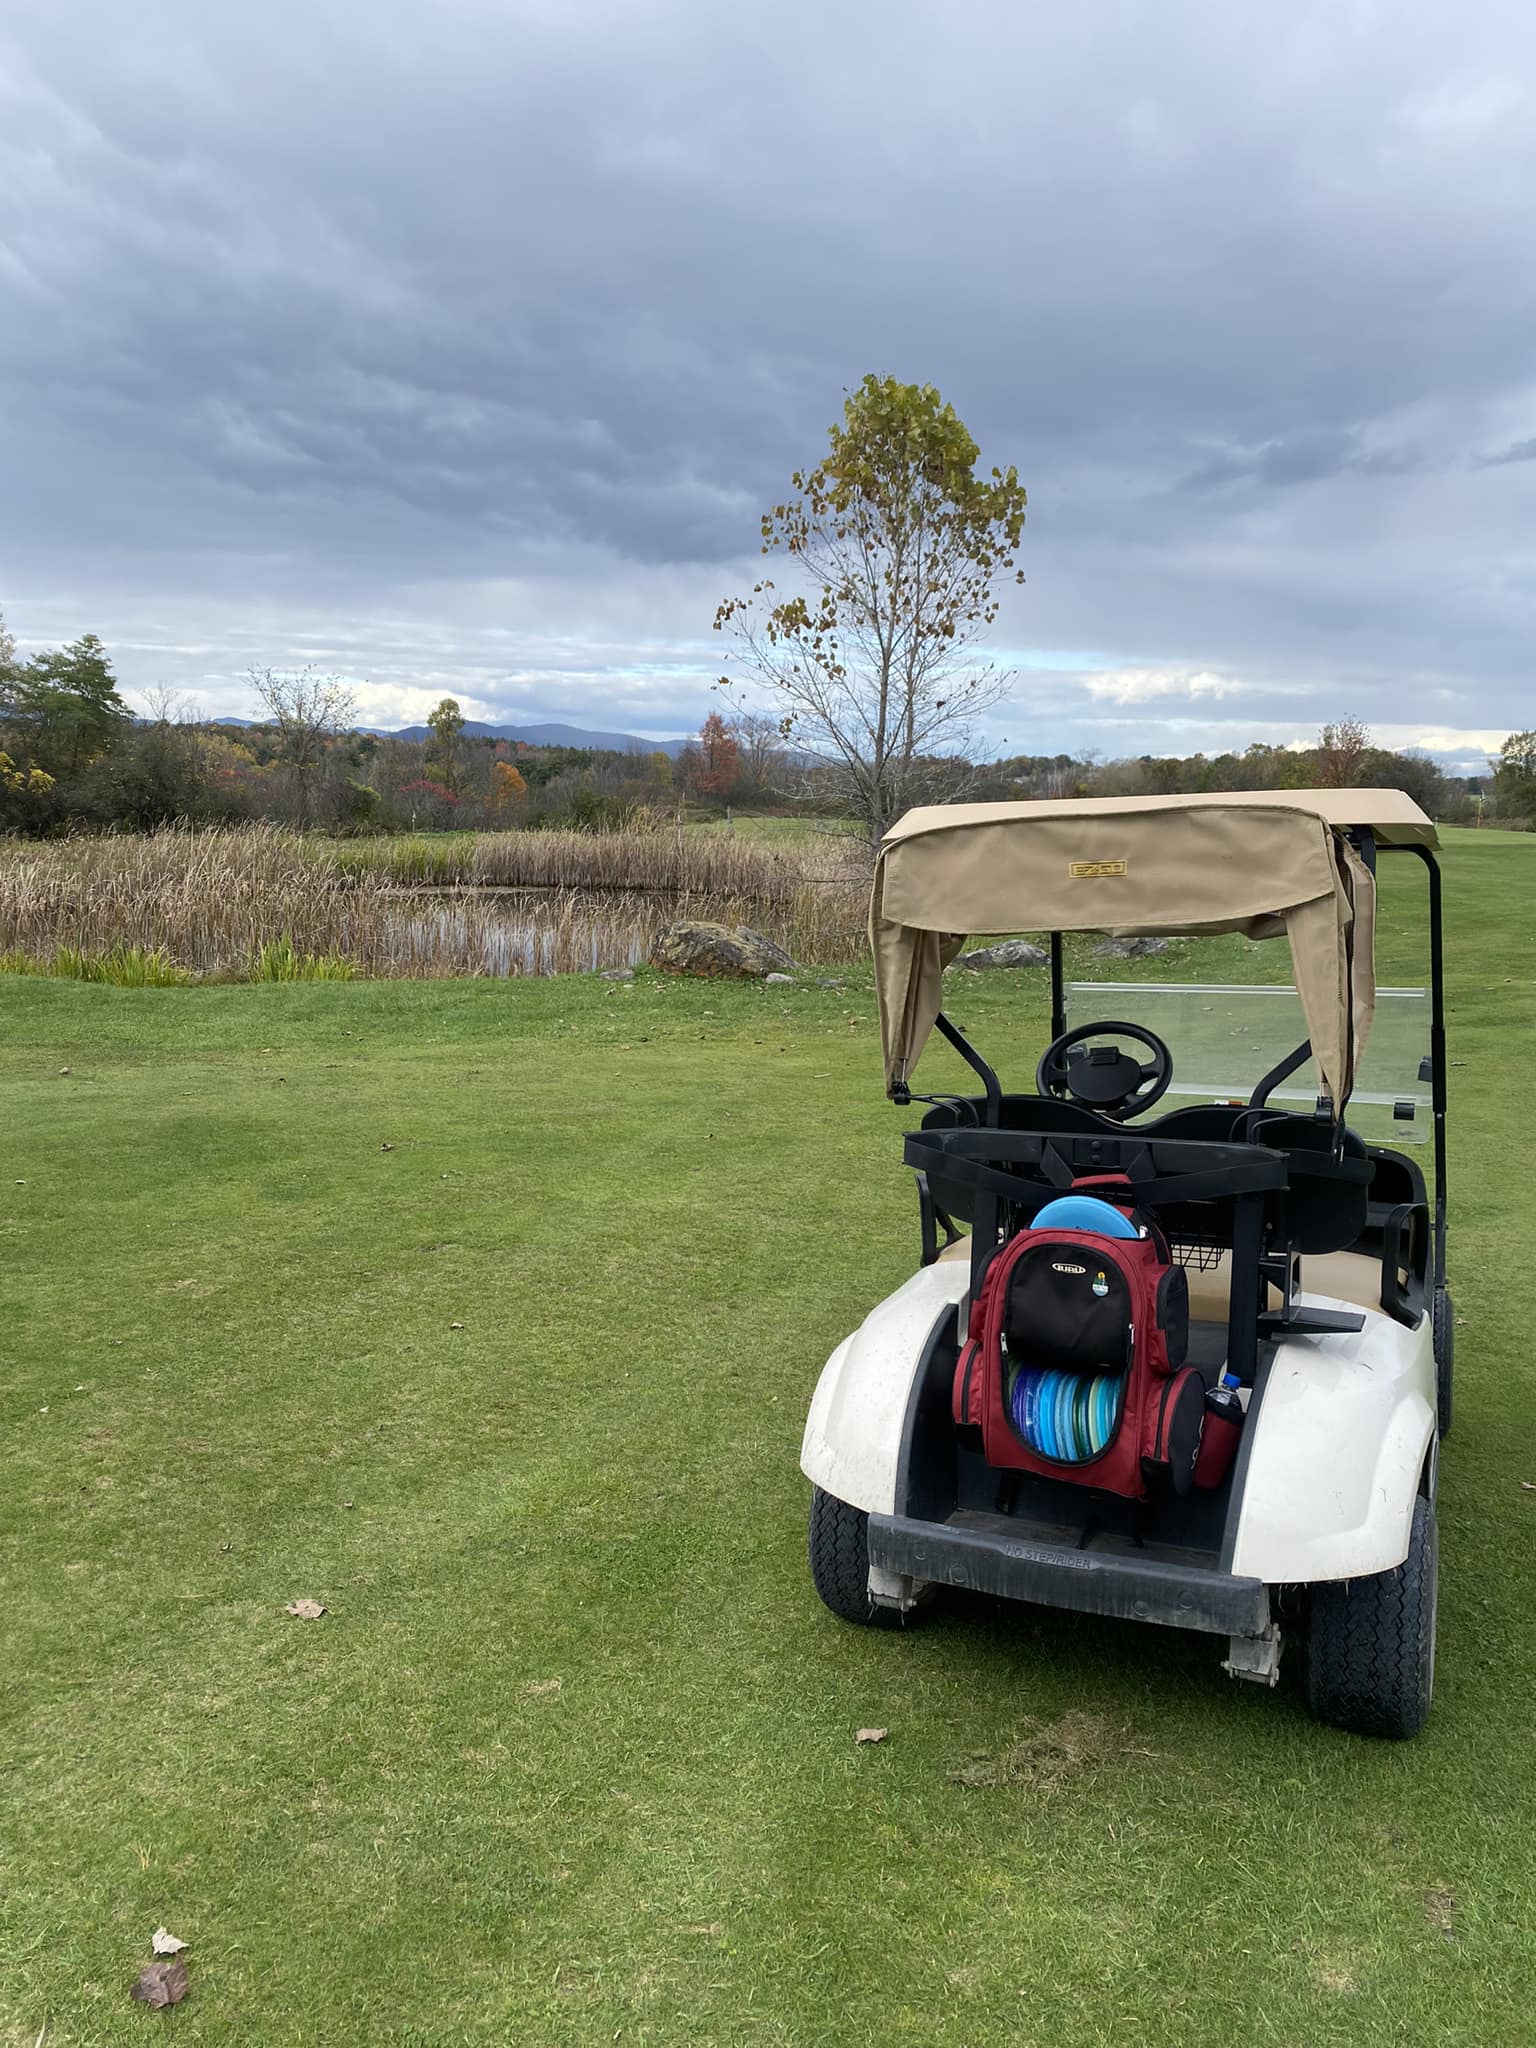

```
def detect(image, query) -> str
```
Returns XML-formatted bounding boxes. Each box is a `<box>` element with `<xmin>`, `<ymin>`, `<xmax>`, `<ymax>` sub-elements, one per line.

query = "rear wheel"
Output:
<box><xmin>1433</xmin><ymin>1286</ymin><xmax>1454</xmax><ymax>1439</ymax></box>
<box><xmin>1304</xmin><ymin>1492</ymin><xmax>1437</xmax><ymax>1738</ymax></box>
<box><xmin>808</xmin><ymin>1487</ymin><xmax>906</xmax><ymax>1628</ymax></box>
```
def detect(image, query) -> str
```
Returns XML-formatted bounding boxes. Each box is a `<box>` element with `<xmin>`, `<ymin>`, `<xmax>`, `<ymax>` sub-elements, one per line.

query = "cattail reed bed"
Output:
<box><xmin>0</xmin><ymin>825</ymin><xmax>868</xmax><ymax>980</ymax></box>
<box><xmin>327</xmin><ymin>820</ymin><xmax>864</xmax><ymax>898</ymax></box>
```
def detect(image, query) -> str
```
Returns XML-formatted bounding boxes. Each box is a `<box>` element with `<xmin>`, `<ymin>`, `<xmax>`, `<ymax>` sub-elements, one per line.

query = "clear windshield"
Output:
<box><xmin>1066</xmin><ymin>980</ymin><xmax>1431</xmax><ymax>1147</ymax></box>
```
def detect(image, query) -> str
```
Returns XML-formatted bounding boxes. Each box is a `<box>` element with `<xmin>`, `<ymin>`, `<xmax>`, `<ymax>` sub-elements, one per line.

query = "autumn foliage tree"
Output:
<box><xmin>714</xmin><ymin>375</ymin><xmax>1027</xmax><ymax>848</ymax></box>
<box><xmin>685</xmin><ymin>711</ymin><xmax>740</xmax><ymax>797</ymax></box>
<box><xmin>489</xmin><ymin>759</ymin><xmax>528</xmax><ymax>811</ymax></box>
<box><xmin>1316</xmin><ymin>718</ymin><xmax>1372</xmax><ymax>787</ymax></box>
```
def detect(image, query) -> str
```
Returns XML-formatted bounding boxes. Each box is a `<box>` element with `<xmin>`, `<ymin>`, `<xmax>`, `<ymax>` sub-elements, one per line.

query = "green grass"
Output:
<box><xmin>685</xmin><ymin>809</ymin><xmax>858</xmax><ymax>850</ymax></box>
<box><xmin>1</xmin><ymin>827</ymin><xmax>1534</xmax><ymax>2045</ymax></box>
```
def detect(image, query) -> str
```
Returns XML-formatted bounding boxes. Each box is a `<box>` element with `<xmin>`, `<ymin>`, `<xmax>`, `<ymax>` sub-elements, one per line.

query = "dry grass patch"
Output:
<box><xmin>946</xmin><ymin>1710</ymin><xmax>1145</xmax><ymax>1794</ymax></box>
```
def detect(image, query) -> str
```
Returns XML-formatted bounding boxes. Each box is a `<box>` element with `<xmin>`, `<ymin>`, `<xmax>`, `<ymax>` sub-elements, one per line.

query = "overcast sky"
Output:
<box><xmin>3</xmin><ymin>0</ymin><xmax>1533</xmax><ymax>770</ymax></box>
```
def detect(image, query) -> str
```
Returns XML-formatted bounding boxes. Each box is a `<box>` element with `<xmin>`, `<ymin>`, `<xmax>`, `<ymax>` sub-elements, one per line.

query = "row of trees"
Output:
<box><xmin>2</xmin><ymin>614</ymin><xmax>1530</xmax><ymax>839</ymax></box>
<box><xmin>0</xmin><ymin>626</ymin><xmax>808</xmax><ymax>834</ymax></box>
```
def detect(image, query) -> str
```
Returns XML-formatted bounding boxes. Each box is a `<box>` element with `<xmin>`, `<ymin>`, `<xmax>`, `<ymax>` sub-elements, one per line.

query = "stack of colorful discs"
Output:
<box><xmin>1009</xmin><ymin>1367</ymin><xmax>1122</xmax><ymax>1462</ymax></box>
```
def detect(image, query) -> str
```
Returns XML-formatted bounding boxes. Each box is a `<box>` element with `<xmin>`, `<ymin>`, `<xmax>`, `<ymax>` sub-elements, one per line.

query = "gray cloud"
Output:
<box><xmin>2</xmin><ymin>0</ymin><xmax>1535</xmax><ymax>755</ymax></box>
<box><xmin>1177</xmin><ymin>430</ymin><xmax>1426</xmax><ymax>493</ymax></box>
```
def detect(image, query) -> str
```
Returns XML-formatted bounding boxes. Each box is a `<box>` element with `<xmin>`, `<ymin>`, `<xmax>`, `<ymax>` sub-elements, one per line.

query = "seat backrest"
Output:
<box><xmin>1243</xmin><ymin>1113</ymin><xmax>1370</xmax><ymax>1254</ymax></box>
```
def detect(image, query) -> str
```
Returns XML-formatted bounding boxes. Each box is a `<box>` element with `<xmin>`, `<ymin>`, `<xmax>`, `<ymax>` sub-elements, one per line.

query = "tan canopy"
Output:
<box><xmin>871</xmin><ymin>789</ymin><xmax>1437</xmax><ymax>1107</ymax></box>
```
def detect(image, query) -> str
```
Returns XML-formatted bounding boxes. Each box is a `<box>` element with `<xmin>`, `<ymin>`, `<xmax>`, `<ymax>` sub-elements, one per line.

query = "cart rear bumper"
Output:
<box><xmin>866</xmin><ymin>1512</ymin><xmax>1270</xmax><ymax>1638</ymax></box>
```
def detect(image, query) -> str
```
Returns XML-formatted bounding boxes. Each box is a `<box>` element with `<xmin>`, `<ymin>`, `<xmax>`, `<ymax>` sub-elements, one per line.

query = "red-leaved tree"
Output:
<box><xmin>688</xmin><ymin>711</ymin><xmax>740</xmax><ymax>797</ymax></box>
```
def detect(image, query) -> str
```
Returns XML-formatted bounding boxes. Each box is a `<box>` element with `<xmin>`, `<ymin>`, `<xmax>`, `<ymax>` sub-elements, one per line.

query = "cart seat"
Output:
<box><xmin>1184</xmin><ymin>1249</ymin><xmax>1385</xmax><ymax>1318</ymax></box>
<box><xmin>939</xmin><ymin>1235</ymin><xmax>1387</xmax><ymax>1315</ymax></box>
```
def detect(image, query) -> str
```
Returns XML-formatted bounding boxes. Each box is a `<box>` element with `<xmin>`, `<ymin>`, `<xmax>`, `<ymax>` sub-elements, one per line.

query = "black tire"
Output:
<box><xmin>808</xmin><ymin>1487</ymin><xmax>907</xmax><ymax>1628</ymax></box>
<box><xmin>1305</xmin><ymin>1492</ymin><xmax>1437</xmax><ymax>1739</ymax></box>
<box><xmin>1432</xmin><ymin>1286</ymin><xmax>1454</xmax><ymax>1440</ymax></box>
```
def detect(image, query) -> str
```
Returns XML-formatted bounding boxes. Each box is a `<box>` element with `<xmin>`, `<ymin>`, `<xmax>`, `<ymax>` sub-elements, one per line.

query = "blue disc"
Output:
<box><xmin>1030</xmin><ymin>1195</ymin><xmax>1138</xmax><ymax>1239</ymax></box>
<box><xmin>1093</xmin><ymin>1374</ymin><xmax>1115</xmax><ymax>1451</ymax></box>
<box><xmin>1015</xmin><ymin>1369</ymin><xmax>1037</xmax><ymax>1445</ymax></box>
<box><xmin>1038</xmin><ymin>1371</ymin><xmax>1061</xmax><ymax>1458</ymax></box>
<box><xmin>1072</xmin><ymin>1377</ymin><xmax>1092</xmax><ymax>1460</ymax></box>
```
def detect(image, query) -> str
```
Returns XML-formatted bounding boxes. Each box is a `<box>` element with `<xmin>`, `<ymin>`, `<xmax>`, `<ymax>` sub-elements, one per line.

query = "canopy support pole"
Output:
<box><xmin>1402</xmin><ymin>844</ymin><xmax>1448</xmax><ymax>1278</ymax></box>
<box><xmin>934</xmin><ymin>1013</ymin><xmax>1002</xmax><ymax>1128</ymax></box>
<box><xmin>1049</xmin><ymin>933</ymin><xmax>1065</xmax><ymax>1040</ymax></box>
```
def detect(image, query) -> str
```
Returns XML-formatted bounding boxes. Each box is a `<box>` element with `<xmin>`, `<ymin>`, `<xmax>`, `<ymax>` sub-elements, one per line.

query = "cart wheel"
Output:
<box><xmin>1432</xmin><ymin>1286</ymin><xmax>1454</xmax><ymax>1440</ymax></box>
<box><xmin>808</xmin><ymin>1487</ymin><xmax>908</xmax><ymax>1629</ymax></box>
<box><xmin>1304</xmin><ymin>1493</ymin><xmax>1437</xmax><ymax>1739</ymax></box>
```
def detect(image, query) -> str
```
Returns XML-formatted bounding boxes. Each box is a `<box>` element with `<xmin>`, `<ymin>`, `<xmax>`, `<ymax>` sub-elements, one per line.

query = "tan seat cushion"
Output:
<box><xmin>1183</xmin><ymin>1248</ymin><xmax>1382</xmax><ymax>1317</ymax></box>
<box><xmin>938</xmin><ymin>1236</ymin><xmax>1384</xmax><ymax>1313</ymax></box>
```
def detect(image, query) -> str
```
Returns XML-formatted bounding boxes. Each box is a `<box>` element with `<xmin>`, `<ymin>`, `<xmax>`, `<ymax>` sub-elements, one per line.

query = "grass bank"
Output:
<box><xmin>0</xmin><ymin>828</ymin><xmax>1533</xmax><ymax>2045</ymax></box>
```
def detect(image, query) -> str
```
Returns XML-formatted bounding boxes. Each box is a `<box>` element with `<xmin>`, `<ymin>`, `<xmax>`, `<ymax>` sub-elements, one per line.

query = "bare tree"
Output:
<box><xmin>728</xmin><ymin>711</ymin><xmax>789</xmax><ymax>800</ymax></box>
<box><xmin>248</xmin><ymin>665</ymin><xmax>357</xmax><ymax>821</ymax></box>
<box><xmin>141</xmin><ymin>685</ymin><xmax>195</xmax><ymax>726</ymax></box>
<box><xmin>1316</xmin><ymin>717</ymin><xmax>1371</xmax><ymax>788</ymax></box>
<box><xmin>715</xmin><ymin>375</ymin><xmax>1026</xmax><ymax>851</ymax></box>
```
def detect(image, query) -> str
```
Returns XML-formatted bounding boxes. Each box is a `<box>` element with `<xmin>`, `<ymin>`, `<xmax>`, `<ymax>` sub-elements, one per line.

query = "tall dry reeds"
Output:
<box><xmin>328</xmin><ymin>819</ymin><xmax>864</xmax><ymax>899</ymax></box>
<box><xmin>0</xmin><ymin>823</ymin><xmax>868</xmax><ymax>979</ymax></box>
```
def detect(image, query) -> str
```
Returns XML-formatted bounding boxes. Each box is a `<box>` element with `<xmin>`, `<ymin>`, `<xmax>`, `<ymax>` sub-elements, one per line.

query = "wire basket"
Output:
<box><xmin>1167</xmin><ymin>1235</ymin><xmax>1227</xmax><ymax>1272</ymax></box>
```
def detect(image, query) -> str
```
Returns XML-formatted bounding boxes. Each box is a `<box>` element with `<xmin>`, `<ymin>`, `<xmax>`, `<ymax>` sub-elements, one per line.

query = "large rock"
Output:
<box><xmin>1093</xmin><ymin>936</ymin><xmax>1170</xmax><ymax>960</ymax></box>
<box><xmin>952</xmin><ymin>938</ymin><xmax>1048</xmax><ymax>972</ymax></box>
<box><xmin>648</xmin><ymin>920</ymin><xmax>798</xmax><ymax>979</ymax></box>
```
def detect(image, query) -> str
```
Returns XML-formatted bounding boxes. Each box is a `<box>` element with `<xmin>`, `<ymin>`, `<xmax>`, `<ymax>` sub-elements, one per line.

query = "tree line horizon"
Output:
<box><xmin>4</xmin><ymin>376</ymin><xmax>1533</xmax><ymax>838</ymax></box>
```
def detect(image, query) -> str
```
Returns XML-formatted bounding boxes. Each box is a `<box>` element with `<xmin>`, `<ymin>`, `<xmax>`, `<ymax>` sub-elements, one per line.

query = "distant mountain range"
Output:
<box><xmin>216</xmin><ymin>715</ymin><xmax>693</xmax><ymax>757</ymax></box>
<box><xmin>379</xmin><ymin>718</ymin><xmax>692</xmax><ymax>757</ymax></box>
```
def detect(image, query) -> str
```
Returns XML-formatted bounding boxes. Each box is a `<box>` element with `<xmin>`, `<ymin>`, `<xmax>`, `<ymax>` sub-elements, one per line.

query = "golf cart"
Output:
<box><xmin>802</xmin><ymin>791</ymin><xmax>1451</xmax><ymax>1737</ymax></box>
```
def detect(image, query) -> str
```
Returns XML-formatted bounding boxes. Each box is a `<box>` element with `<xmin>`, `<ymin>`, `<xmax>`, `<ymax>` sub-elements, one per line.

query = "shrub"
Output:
<box><xmin>252</xmin><ymin>936</ymin><xmax>355</xmax><ymax>982</ymax></box>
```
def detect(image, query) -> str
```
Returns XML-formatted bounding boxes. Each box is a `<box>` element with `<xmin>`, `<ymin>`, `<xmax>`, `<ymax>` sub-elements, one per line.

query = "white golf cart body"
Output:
<box><xmin>802</xmin><ymin>1254</ymin><xmax>1435</xmax><ymax>1586</ymax></box>
<box><xmin>801</xmin><ymin>790</ymin><xmax>1449</xmax><ymax>1718</ymax></box>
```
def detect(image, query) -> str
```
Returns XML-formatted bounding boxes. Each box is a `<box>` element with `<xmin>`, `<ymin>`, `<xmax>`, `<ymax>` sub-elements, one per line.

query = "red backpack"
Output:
<box><xmin>951</xmin><ymin>1187</ymin><xmax>1205</xmax><ymax>1501</ymax></box>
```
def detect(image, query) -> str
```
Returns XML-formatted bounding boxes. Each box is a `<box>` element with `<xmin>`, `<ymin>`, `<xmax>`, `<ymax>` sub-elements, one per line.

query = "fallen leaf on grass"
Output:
<box><xmin>285</xmin><ymin>1599</ymin><xmax>326</xmax><ymax>1619</ymax></box>
<box><xmin>380</xmin><ymin>1142</ymin><xmax>395</xmax><ymax>1152</ymax></box>
<box><xmin>151</xmin><ymin>1927</ymin><xmax>187</xmax><ymax>1955</ymax></box>
<box><xmin>130</xmin><ymin>1959</ymin><xmax>189</xmax><ymax>2008</ymax></box>
<box><xmin>523</xmin><ymin>1677</ymin><xmax>563</xmax><ymax>1699</ymax></box>
<box><xmin>59</xmin><ymin>1066</ymin><xmax>72</xmax><ymax>1076</ymax></box>
<box><xmin>855</xmin><ymin>1727</ymin><xmax>888</xmax><ymax>1745</ymax></box>
<box><xmin>1521</xmin><ymin>1481</ymin><xmax>1536</xmax><ymax>1493</ymax></box>
<box><xmin>948</xmin><ymin>1710</ymin><xmax>1136</xmax><ymax>1794</ymax></box>
<box><xmin>449</xmin><ymin>1320</ymin><xmax>465</xmax><ymax>1330</ymax></box>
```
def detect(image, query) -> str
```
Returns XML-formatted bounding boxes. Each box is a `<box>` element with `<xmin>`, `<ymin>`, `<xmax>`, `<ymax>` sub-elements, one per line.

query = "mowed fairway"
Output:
<box><xmin>2</xmin><ymin>829</ymin><xmax>1534</xmax><ymax>2047</ymax></box>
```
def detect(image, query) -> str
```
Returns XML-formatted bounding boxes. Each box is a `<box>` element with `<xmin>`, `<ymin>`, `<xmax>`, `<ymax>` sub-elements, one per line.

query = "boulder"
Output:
<box><xmin>1093</xmin><ymin>936</ymin><xmax>1169</xmax><ymax>960</ymax></box>
<box><xmin>648</xmin><ymin>920</ymin><xmax>798</xmax><ymax>979</ymax></box>
<box><xmin>952</xmin><ymin>938</ymin><xmax>1048</xmax><ymax>972</ymax></box>
<box><xmin>764</xmin><ymin>972</ymin><xmax>795</xmax><ymax>986</ymax></box>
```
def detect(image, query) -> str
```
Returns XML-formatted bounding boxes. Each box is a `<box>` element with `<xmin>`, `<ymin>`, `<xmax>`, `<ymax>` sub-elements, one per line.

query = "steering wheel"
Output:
<box><xmin>1035</xmin><ymin>1020</ymin><xmax>1174</xmax><ymax>1120</ymax></box>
